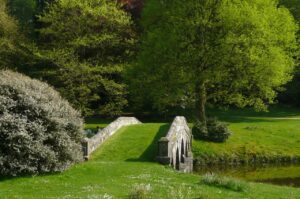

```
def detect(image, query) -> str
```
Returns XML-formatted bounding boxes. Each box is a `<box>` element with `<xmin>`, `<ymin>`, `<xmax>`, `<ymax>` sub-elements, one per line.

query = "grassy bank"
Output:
<box><xmin>1</xmin><ymin>121</ymin><xmax>300</xmax><ymax>198</ymax></box>
<box><xmin>193</xmin><ymin>108</ymin><xmax>300</xmax><ymax>166</ymax></box>
<box><xmin>195</xmin><ymin>164</ymin><xmax>300</xmax><ymax>182</ymax></box>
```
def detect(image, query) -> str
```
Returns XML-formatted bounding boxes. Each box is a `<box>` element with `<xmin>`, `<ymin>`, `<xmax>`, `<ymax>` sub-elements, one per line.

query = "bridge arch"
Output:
<box><xmin>157</xmin><ymin>116</ymin><xmax>193</xmax><ymax>173</ymax></box>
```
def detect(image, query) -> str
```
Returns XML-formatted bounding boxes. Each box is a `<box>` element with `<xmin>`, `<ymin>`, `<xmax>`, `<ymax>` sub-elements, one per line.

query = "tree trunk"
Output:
<box><xmin>195</xmin><ymin>82</ymin><xmax>207</xmax><ymax>125</ymax></box>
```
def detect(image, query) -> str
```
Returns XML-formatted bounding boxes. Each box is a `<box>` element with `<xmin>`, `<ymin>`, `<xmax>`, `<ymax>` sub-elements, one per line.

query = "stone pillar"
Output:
<box><xmin>157</xmin><ymin>137</ymin><xmax>171</xmax><ymax>164</ymax></box>
<box><xmin>184</xmin><ymin>151</ymin><xmax>193</xmax><ymax>173</ymax></box>
<box><xmin>82</xmin><ymin>138</ymin><xmax>90</xmax><ymax>160</ymax></box>
<box><xmin>178</xmin><ymin>152</ymin><xmax>193</xmax><ymax>173</ymax></box>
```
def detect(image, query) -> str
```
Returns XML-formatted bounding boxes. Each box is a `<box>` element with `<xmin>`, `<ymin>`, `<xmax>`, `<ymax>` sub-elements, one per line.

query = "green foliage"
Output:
<box><xmin>193</xmin><ymin>118</ymin><xmax>231</xmax><ymax>142</ymax></box>
<box><xmin>192</xmin><ymin>121</ymin><xmax>208</xmax><ymax>140</ymax></box>
<box><xmin>280</xmin><ymin>0</ymin><xmax>300</xmax><ymax>22</ymax></box>
<box><xmin>206</xmin><ymin>118</ymin><xmax>231</xmax><ymax>143</ymax></box>
<box><xmin>0</xmin><ymin>70</ymin><xmax>83</xmax><ymax>176</ymax></box>
<box><xmin>167</xmin><ymin>185</ymin><xmax>193</xmax><ymax>199</ymax></box>
<box><xmin>7</xmin><ymin>0</ymin><xmax>37</xmax><ymax>34</ymax></box>
<box><xmin>0</xmin><ymin>0</ymin><xmax>20</xmax><ymax>67</ymax></box>
<box><xmin>201</xmin><ymin>173</ymin><xmax>248</xmax><ymax>192</ymax></box>
<box><xmin>0</xmin><ymin>0</ymin><xmax>36</xmax><ymax>71</ymax></box>
<box><xmin>130</xmin><ymin>0</ymin><xmax>299</xmax><ymax>117</ymax></box>
<box><xmin>0</xmin><ymin>0</ymin><xmax>18</xmax><ymax>40</ymax></box>
<box><xmin>36</xmin><ymin>0</ymin><xmax>136</xmax><ymax>116</ymax></box>
<box><xmin>278</xmin><ymin>0</ymin><xmax>300</xmax><ymax>106</ymax></box>
<box><xmin>129</xmin><ymin>184</ymin><xmax>151</xmax><ymax>199</ymax></box>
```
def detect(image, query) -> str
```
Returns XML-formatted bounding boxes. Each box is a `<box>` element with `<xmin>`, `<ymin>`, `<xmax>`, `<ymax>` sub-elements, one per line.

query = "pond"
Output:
<box><xmin>194</xmin><ymin>164</ymin><xmax>300</xmax><ymax>188</ymax></box>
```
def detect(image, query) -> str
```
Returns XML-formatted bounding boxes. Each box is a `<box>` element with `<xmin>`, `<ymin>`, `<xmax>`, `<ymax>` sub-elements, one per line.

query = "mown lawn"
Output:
<box><xmin>193</xmin><ymin>108</ymin><xmax>300</xmax><ymax>166</ymax></box>
<box><xmin>84</xmin><ymin>117</ymin><xmax>113</xmax><ymax>130</ymax></box>
<box><xmin>1</xmin><ymin>121</ymin><xmax>300</xmax><ymax>198</ymax></box>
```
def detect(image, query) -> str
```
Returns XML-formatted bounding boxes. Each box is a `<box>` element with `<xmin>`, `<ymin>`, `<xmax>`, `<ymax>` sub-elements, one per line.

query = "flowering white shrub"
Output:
<box><xmin>0</xmin><ymin>70</ymin><xmax>84</xmax><ymax>176</ymax></box>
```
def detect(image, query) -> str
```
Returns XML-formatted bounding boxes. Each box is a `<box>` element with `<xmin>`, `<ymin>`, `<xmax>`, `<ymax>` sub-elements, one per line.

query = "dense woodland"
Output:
<box><xmin>1</xmin><ymin>0</ymin><xmax>300</xmax><ymax>120</ymax></box>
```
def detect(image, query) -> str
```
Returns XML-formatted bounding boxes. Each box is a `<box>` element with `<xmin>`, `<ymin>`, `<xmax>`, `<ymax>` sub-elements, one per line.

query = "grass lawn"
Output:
<box><xmin>1</xmin><ymin>120</ymin><xmax>300</xmax><ymax>198</ymax></box>
<box><xmin>84</xmin><ymin>117</ymin><xmax>113</xmax><ymax>130</ymax></box>
<box><xmin>193</xmin><ymin>107</ymin><xmax>300</xmax><ymax>166</ymax></box>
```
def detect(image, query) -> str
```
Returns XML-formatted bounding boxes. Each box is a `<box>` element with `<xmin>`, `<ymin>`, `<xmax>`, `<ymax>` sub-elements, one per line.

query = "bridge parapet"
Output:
<box><xmin>157</xmin><ymin>116</ymin><xmax>193</xmax><ymax>173</ymax></box>
<box><xmin>82</xmin><ymin>117</ymin><xmax>141</xmax><ymax>159</ymax></box>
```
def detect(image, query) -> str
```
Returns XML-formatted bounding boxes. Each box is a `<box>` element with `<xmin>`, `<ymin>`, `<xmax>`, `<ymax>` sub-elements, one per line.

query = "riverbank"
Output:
<box><xmin>193</xmin><ymin>108</ymin><xmax>300</xmax><ymax>167</ymax></box>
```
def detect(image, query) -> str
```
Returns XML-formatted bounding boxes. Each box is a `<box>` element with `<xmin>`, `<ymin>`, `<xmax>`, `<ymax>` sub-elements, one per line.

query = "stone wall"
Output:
<box><xmin>157</xmin><ymin>116</ymin><xmax>193</xmax><ymax>173</ymax></box>
<box><xmin>82</xmin><ymin>117</ymin><xmax>141</xmax><ymax>159</ymax></box>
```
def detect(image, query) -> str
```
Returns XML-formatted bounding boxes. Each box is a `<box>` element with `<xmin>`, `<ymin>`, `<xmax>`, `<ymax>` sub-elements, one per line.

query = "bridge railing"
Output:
<box><xmin>157</xmin><ymin>116</ymin><xmax>193</xmax><ymax>172</ymax></box>
<box><xmin>82</xmin><ymin>117</ymin><xmax>141</xmax><ymax>159</ymax></box>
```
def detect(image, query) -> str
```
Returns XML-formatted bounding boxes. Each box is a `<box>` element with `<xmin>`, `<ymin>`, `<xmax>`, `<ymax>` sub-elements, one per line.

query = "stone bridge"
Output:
<box><xmin>82</xmin><ymin>117</ymin><xmax>141</xmax><ymax>159</ymax></box>
<box><xmin>157</xmin><ymin>116</ymin><xmax>193</xmax><ymax>172</ymax></box>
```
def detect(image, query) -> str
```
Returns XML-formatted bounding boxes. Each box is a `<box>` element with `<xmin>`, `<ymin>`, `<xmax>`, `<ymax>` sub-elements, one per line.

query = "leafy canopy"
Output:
<box><xmin>7</xmin><ymin>0</ymin><xmax>37</xmax><ymax>34</ymax></box>
<box><xmin>280</xmin><ymin>0</ymin><xmax>300</xmax><ymax>22</ymax></box>
<box><xmin>37</xmin><ymin>0</ymin><xmax>136</xmax><ymax>116</ymax></box>
<box><xmin>0</xmin><ymin>0</ymin><xmax>36</xmax><ymax>71</ymax></box>
<box><xmin>0</xmin><ymin>0</ymin><xmax>19</xmax><ymax>67</ymax></box>
<box><xmin>129</xmin><ymin>0</ymin><xmax>298</xmax><ymax>117</ymax></box>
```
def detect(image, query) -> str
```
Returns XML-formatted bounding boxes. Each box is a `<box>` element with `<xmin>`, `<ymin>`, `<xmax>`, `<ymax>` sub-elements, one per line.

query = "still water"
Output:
<box><xmin>195</xmin><ymin>164</ymin><xmax>300</xmax><ymax>188</ymax></box>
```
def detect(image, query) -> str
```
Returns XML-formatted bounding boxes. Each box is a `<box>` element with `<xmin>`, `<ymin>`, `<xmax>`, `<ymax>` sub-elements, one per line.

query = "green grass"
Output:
<box><xmin>91</xmin><ymin>124</ymin><xmax>169</xmax><ymax>161</ymax></box>
<box><xmin>1</xmin><ymin>121</ymin><xmax>300</xmax><ymax>198</ymax></box>
<box><xmin>84</xmin><ymin>117</ymin><xmax>113</xmax><ymax>130</ymax></box>
<box><xmin>201</xmin><ymin>173</ymin><xmax>248</xmax><ymax>192</ymax></box>
<box><xmin>193</xmin><ymin>108</ymin><xmax>300</xmax><ymax>166</ymax></box>
<box><xmin>196</xmin><ymin>164</ymin><xmax>300</xmax><ymax>181</ymax></box>
<box><xmin>206</xmin><ymin>106</ymin><xmax>300</xmax><ymax>119</ymax></box>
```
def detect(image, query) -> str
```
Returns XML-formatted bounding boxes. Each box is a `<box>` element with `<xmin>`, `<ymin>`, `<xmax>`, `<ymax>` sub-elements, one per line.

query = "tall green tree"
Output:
<box><xmin>280</xmin><ymin>0</ymin><xmax>300</xmax><ymax>21</ymax></box>
<box><xmin>130</xmin><ymin>0</ymin><xmax>298</xmax><ymax>124</ymax></box>
<box><xmin>0</xmin><ymin>0</ymin><xmax>32</xmax><ymax>69</ymax></box>
<box><xmin>7</xmin><ymin>0</ymin><xmax>37</xmax><ymax>35</ymax></box>
<box><xmin>0</xmin><ymin>0</ymin><xmax>18</xmax><ymax>67</ymax></box>
<box><xmin>37</xmin><ymin>0</ymin><xmax>136</xmax><ymax>116</ymax></box>
<box><xmin>277</xmin><ymin>0</ymin><xmax>300</xmax><ymax>106</ymax></box>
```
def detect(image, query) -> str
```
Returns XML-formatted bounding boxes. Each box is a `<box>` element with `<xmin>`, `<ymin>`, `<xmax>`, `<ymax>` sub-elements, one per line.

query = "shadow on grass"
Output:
<box><xmin>126</xmin><ymin>124</ymin><xmax>170</xmax><ymax>163</ymax></box>
<box><xmin>220</xmin><ymin>117</ymin><xmax>280</xmax><ymax>124</ymax></box>
<box><xmin>207</xmin><ymin>106</ymin><xmax>300</xmax><ymax>120</ymax></box>
<box><xmin>0</xmin><ymin>171</ymin><xmax>62</xmax><ymax>183</ymax></box>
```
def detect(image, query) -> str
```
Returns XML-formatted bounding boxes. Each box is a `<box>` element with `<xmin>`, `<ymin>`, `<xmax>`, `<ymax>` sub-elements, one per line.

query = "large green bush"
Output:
<box><xmin>0</xmin><ymin>70</ymin><xmax>84</xmax><ymax>176</ymax></box>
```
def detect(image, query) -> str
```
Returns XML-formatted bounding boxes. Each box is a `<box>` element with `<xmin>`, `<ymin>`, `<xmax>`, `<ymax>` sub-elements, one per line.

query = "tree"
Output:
<box><xmin>0</xmin><ymin>0</ymin><xmax>36</xmax><ymax>70</ymax></box>
<box><xmin>6</xmin><ymin>0</ymin><xmax>37</xmax><ymax>35</ymax></box>
<box><xmin>280</xmin><ymin>0</ymin><xmax>300</xmax><ymax>21</ymax></box>
<box><xmin>36</xmin><ymin>0</ymin><xmax>136</xmax><ymax>116</ymax></box>
<box><xmin>118</xmin><ymin>0</ymin><xmax>144</xmax><ymax>19</ymax></box>
<box><xmin>130</xmin><ymin>0</ymin><xmax>298</xmax><ymax>125</ymax></box>
<box><xmin>0</xmin><ymin>0</ymin><xmax>20</xmax><ymax>67</ymax></box>
<box><xmin>277</xmin><ymin>0</ymin><xmax>300</xmax><ymax>106</ymax></box>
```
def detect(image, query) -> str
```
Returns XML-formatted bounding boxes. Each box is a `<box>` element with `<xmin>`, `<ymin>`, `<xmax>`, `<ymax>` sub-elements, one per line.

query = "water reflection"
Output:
<box><xmin>257</xmin><ymin>177</ymin><xmax>300</xmax><ymax>188</ymax></box>
<box><xmin>194</xmin><ymin>164</ymin><xmax>300</xmax><ymax>188</ymax></box>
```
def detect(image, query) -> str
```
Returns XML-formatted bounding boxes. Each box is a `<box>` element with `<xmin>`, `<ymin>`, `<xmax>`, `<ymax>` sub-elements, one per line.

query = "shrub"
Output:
<box><xmin>206</xmin><ymin>118</ymin><xmax>231</xmax><ymax>142</ymax></box>
<box><xmin>192</xmin><ymin>121</ymin><xmax>208</xmax><ymax>140</ymax></box>
<box><xmin>193</xmin><ymin>118</ymin><xmax>231</xmax><ymax>143</ymax></box>
<box><xmin>129</xmin><ymin>184</ymin><xmax>151</xmax><ymax>199</ymax></box>
<box><xmin>201</xmin><ymin>173</ymin><xmax>248</xmax><ymax>192</ymax></box>
<box><xmin>0</xmin><ymin>70</ymin><xmax>84</xmax><ymax>176</ymax></box>
<box><xmin>167</xmin><ymin>185</ymin><xmax>193</xmax><ymax>199</ymax></box>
